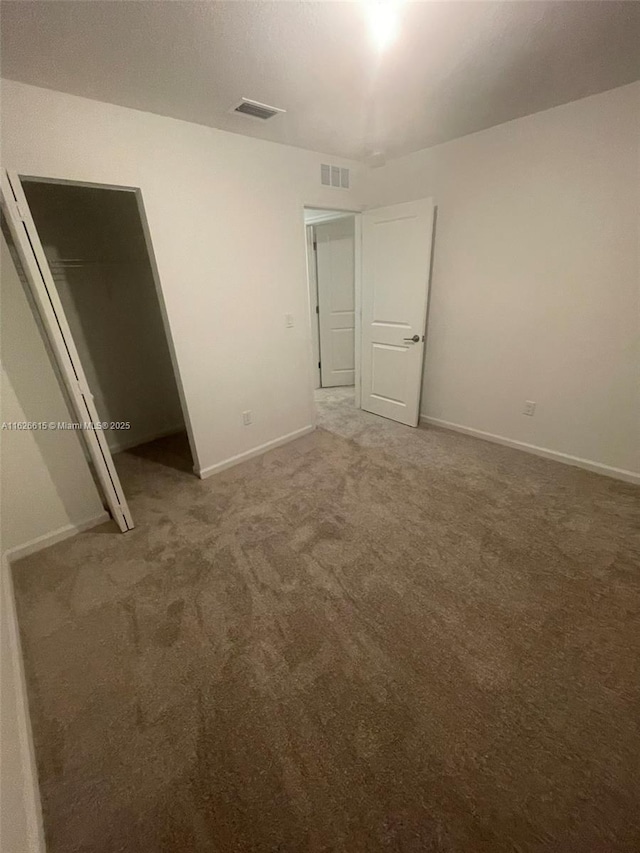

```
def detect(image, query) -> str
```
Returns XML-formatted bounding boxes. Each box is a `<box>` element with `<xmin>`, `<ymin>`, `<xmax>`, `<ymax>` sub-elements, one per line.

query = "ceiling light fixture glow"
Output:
<box><xmin>366</xmin><ymin>0</ymin><xmax>402</xmax><ymax>52</ymax></box>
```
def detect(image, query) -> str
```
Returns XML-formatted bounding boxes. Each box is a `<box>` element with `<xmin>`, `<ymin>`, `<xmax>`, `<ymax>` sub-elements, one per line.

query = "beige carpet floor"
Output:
<box><xmin>12</xmin><ymin>389</ymin><xmax>640</xmax><ymax>852</ymax></box>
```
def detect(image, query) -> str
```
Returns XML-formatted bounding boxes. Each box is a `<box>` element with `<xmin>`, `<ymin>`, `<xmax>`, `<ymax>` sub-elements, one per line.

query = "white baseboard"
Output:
<box><xmin>1</xmin><ymin>554</ymin><xmax>46</xmax><ymax>852</ymax></box>
<box><xmin>420</xmin><ymin>415</ymin><xmax>640</xmax><ymax>486</ymax></box>
<box><xmin>107</xmin><ymin>423</ymin><xmax>184</xmax><ymax>454</ymax></box>
<box><xmin>196</xmin><ymin>425</ymin><xmax>315</xmax><ymax>479</ymax></box>
<box><xmin>4</xmin><ymin>511</ymin><xmax>110</xmax><ymax>564</ymax></box>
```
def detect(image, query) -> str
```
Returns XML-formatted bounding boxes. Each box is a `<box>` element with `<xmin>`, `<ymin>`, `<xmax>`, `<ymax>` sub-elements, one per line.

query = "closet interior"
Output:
<box><xmin>22</xmin><ymin>179</ymin><xmax>194</xmax><ymax>476</ymax></box>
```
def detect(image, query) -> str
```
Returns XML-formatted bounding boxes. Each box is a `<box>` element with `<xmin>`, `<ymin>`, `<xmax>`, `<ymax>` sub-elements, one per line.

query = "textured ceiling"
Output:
<box><xmin>2</xmin><ymin>1</ymin><xmax>639</xmax><ymax>162</ymax></box>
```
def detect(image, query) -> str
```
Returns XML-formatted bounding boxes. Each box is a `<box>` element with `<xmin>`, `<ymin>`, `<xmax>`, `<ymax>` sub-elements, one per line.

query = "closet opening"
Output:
<box><xmin>20</xmin><ymin>178</ymin><xmax>196</xmax><ymax>511</ymax></box>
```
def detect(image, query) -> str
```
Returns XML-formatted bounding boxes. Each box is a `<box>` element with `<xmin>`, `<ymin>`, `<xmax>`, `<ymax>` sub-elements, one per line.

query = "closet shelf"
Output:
<box><xmin>48</xmin><ymin>258</ymin><xmax>148</xmax><ymax>268</ymax></box>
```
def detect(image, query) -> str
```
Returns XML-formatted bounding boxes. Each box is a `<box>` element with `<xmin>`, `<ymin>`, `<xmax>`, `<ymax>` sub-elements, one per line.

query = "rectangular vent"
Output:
<box><xmin>233</xmin><ymin>98</ymin><xmax>285</xmax><ymax>120</ymax></box>
<box><xmin>320</xmin><ymin>163</ymin><xmax>350</xmax><ymax>190</ymax></box>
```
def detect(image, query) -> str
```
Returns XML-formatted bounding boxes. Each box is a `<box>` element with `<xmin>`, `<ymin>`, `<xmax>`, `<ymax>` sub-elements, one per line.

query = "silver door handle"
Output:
<box><xmin>404</xmin><ymin>334</ymin><xmax>420</xmax><ymax>343</ymax></box>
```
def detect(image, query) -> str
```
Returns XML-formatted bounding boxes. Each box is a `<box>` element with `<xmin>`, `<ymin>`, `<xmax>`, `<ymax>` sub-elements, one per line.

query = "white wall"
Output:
<box><xmin>366</xmin><ymin>83</ymin><xmax>640</xmax><ymax>476</ymax></box>
<box><xmin>1</xmin><ymin>79</ymin><xmax>366</xmax><ymax>483</ymax></box>
<box><xmin>1</xmin><ymin>232</ymin><xmax>106</xmax><ymax>556</ymax></box>
<box><xmin>0</xmin><ymin>557</ymin><xmax>45</xmax><ymax>853</ymax></box>
<box><xmin>23</xmin><ymin>182</ymin><xmax>185</xmax><ymax>452</ymax></box>
<box><xmin>1</xmin><ymin>230</ymin><xmax>87</xmax><ymax>852</ymax></box>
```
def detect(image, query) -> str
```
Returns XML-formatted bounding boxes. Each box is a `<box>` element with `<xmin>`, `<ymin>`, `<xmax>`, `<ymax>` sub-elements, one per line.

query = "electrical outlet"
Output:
<box><xmin>523</xmin><ymin>400</ymin><xmax>536</xmax><ymax>417</ymax></box>
<box><xmin>285</xmin><ymin>313</ymin><xmax>294</xmax><ymax>328</ymax></box>
<box><xmin>242</xmin><ymin>410</ymin><xmax>252</xmax><ymax>426</ymax></box>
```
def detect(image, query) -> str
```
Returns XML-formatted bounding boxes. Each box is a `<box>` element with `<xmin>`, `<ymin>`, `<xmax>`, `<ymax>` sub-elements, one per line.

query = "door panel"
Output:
<box><xmin>1</xmin><ymin>170</ymin><xmax>134</xmax><ymax>532</ymax></box>
<box><xmin>371</xmin><ymin>343</ymin><xmax>408</xmax><ymax>403</ymax></box>
<box><xmin>316</xmin><ymin>217</ymin><xmax>355</xmax><ymax>387</ymax></box>
<box><xmin>361</xmin><ymin>199</ymin><xmax>434</xmax><ymax>426</ymax></box>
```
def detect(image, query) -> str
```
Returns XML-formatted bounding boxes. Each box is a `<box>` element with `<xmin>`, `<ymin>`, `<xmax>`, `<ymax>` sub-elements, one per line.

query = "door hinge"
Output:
<box><xmin>76</xmin><ymin>378</ymin><xmax>94</xmax><ymax>400</ymax></box>
<box><xmin>318</xmin><ymin>361</ymin><xmax>321</xmax><ymax>369</ymax></box>
<box><xmin>313</xmin><ymin>241</ymin><xmax>317</xmax><ymax>251</ymax></box>
<box><xmin>315</xmin><ymin>305</ymin><xmax>319</xmax><ymax>314</ymax></box>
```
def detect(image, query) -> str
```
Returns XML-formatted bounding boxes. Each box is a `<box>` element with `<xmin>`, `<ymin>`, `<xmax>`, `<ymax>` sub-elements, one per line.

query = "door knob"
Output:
<box><xmin>403</xmin><ymin>334</ymin><xmax>420</xmax><ymax>343</ymax></box>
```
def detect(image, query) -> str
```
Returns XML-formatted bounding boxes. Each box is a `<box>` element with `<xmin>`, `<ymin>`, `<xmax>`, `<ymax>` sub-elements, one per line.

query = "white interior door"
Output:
<box><xmin>1</xmin><ymin>170</ymin><xmax>134</xmax><ymax>532</ymax></box>
<box><xmin>316</xmin><ymin>217</ymin><xmax>355</xmax><ymax>387</ymax></box>
<box><xmin>361</xmin><ymin>199</ymin><xmax>434</xmax><ymax>427</ymax></box>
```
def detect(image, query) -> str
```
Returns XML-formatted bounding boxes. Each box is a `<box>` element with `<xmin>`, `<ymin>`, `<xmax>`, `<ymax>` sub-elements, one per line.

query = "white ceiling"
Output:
<box><xmin>2</xmin><ymin>1</ymin><xmax>639</xmax><ymax>163</ymax></box>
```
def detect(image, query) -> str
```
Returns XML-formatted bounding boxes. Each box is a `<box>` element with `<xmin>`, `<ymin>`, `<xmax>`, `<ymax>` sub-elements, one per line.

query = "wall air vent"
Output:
<box><xmin>321</xmin><ymin>164</ymin><xmax>350</xmax><ymax>190</ymax></box>
<box><xmin>232</xmin><ymin>98</ymin><xmax>285</xmax><ymax>120</ymax></box>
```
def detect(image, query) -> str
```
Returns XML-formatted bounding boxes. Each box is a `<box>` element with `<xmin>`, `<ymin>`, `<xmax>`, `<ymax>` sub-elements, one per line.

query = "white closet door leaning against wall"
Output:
<box><xmin>1</xmin><ymin>170</ymin><xmax>134</xmax><ymax>532</ymax></box>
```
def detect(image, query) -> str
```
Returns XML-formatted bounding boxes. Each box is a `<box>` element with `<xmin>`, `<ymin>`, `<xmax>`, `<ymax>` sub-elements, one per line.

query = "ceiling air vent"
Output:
<box><xmin>232</xmin><ymin>98</ymin><xmax>285</xmax><ymax>120</ymax></box>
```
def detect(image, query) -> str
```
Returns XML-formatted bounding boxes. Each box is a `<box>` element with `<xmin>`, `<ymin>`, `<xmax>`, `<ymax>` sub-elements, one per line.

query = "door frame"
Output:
<box><xmin>305</xmin><ymin>224</ymin><xmax>322</xmax><ymax>390</ymax></box>
<box><xmin>2</xmin><ymin>171</ymin><xmax>201</xmax><ymax>531</ymax></box>
<box><xmin>14</xmin><ymin>172</ymin><xmax>200</xmax><ymax>475</ymax></box>
<box><xmin>302</xmin><ymin>206</ymin><xmax>362</xmax><ymax>421</ymax></box>
<box><xmin>1</xmin><ymin>170</ymin><xmax>134</xmax><ymax>532</ymax></box>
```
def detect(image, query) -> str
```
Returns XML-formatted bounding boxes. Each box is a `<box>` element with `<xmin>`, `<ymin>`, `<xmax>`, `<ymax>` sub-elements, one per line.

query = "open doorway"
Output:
<box><xmin>304</xmin><ymin>207</ymin><xmax>359</xmax><ymax>427</ymax></box>
<box><xmin>305</xmin><ymin>199</ymin><xmax>436</xmax><ymax>435</ymax></box>
<box><xmin>2</xmin><ymin>173</ymin><xmax>196</xmax><ymax>531</ymax></box>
